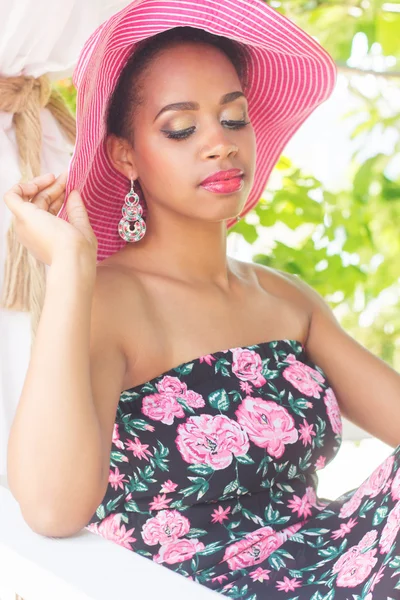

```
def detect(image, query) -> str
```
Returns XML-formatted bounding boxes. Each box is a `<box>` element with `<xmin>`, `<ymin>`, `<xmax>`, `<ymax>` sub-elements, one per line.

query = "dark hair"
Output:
<box><xmin>107</xmin><ymin>26</ymin><xmax>249</xmax><ymax>143</ymax></box>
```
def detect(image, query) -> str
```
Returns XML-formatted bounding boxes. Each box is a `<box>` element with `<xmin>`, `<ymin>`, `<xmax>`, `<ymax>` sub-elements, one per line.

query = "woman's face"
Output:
<box><xmin>113</xmin><ymin>41</ymin><xmax>256</xmax><ymax>224</ymax></box>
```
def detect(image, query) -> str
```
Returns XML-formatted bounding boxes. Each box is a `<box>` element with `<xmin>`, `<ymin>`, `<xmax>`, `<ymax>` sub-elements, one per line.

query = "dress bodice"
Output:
<box><xmin>87</xmin><ymin>339</ymin><xmax>342</xmax><ymax>575</ymax></box>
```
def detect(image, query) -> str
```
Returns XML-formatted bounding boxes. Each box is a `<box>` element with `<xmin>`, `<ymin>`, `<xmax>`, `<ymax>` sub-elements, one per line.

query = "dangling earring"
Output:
<box><xmin>118</xmin><ymin>179</ymin><xmax>146</xmax><ymax>242</ymax></box>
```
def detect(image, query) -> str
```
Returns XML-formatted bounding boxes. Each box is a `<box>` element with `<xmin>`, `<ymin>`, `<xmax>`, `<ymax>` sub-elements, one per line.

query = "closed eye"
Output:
<box><xmin>161</xmin><ymin>120</ymin><xmax>251</xmax><ymax>140</ymax></box>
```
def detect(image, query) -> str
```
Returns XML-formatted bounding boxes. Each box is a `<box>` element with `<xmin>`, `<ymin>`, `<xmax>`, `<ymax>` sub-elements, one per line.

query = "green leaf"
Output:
<box><xmin>188</xmin><ymin>463</ymin><xmax>214</xmax><ymax>475</ymax></box>
<box><xmin>124</xmin><ymin>499</ymin><xmax>141</xmax><ymax>513</ymax></box>
<box><xmin>359</xmin><ymin>499</ymin><xmax>376</xmax><ymax>517</ymax></box>
<box><xmin>186</xmin><ymin>528</ymin><xmax>208</xmax><ymax>538</ymax></box>
<box><xmin>372</xmin><ymin>505</ymin><xmax>389</xmax><ymax>526</ymax></box>
<box><xmin>389</xmin><ymin>555</ymin><xmax>400</xmax><ymax>569</ymax></box>
<box><xmin>236</xmin><ymin>453</ymin><xmax>255</xmax><ymax>464</ymax></box>
<box><xmin>176</xmin><ymin>397</ymin><xmax>195</xmax><ymax>413</ymax></box>
<box><xmin>223</xmin><ymin>480</ymin><xmax>239</xmax><ymax>495</ymax></box>
<box><xmin>208</xmin><ymin>388</ymin><xmax>231</xmax><ymax>411</ymax></box>
<box><xmin>197</xmin><ymin>541</ymin><xmax>225</xmax><ymax>556</ymax></box>
<box><xmin>268</xmin><ymin>552</ymin><xmax>286</xmax><ymax>570</ymax></box>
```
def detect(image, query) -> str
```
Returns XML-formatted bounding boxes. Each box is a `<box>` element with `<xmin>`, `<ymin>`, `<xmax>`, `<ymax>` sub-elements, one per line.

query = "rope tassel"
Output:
<box><xmin>0</xmin><ymin>74</ymin><xmax>76</xmax><ymax>341</ymax></box>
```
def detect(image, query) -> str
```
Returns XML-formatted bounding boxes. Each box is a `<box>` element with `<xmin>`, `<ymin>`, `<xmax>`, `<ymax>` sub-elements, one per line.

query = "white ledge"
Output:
<box><xmin>0</xmin><ymin>486</ymin><xmax>218</xmax><ymax>600</ymax></box>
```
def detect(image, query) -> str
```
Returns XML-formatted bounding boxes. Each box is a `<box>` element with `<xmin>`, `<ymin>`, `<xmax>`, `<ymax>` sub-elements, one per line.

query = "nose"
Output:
<box><xmin>200</xmin><ymin>127</ymin><xmax>239</xmax><ymax>161</ymax></box>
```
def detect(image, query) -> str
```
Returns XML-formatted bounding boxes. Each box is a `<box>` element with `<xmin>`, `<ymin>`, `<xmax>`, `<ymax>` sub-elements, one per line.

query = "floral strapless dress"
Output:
<box><xmin>86</xmin><ymin>339</ymin><xmax>400</xmax><ymax>599</ymax></box>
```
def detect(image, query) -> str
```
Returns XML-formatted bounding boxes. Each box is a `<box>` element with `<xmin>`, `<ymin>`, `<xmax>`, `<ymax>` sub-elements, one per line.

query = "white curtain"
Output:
<box><xmin>0</xmin><ymin>0</ymin><xmax>132</xmax><ymax>487</ymax></box>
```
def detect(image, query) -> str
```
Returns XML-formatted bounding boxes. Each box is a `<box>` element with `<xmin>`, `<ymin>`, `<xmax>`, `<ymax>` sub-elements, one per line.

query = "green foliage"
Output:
<box><xmin>54</xmin><ymin>78</ymin><xmax>77</xmax><ymax>114</ymax></box>
<box><xmin>272</xmin><ymin>0</ymin><xmax>400</xmax><ymax>70</ymax></box>
<box><xmin>232</xmin><ymin>0</ymin><xmax>400</xmax><ymax>368</ymax></box>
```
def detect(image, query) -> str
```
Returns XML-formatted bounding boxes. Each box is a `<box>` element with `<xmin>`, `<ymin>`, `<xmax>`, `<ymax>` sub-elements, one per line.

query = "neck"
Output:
<box><xmin>123</xmin><ymin>209</ymin><xmax>235</xmax><ymax>290</ymax></box>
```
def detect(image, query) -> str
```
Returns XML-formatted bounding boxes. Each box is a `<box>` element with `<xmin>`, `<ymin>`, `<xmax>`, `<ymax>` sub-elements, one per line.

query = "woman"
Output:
<box><xmin>4</xmin><ymin>1</ymin><xmax>400</xmax><ymax>598</ymax></box>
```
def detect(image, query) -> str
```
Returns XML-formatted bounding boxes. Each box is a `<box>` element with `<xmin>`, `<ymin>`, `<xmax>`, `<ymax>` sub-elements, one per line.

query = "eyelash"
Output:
<box><xmin>162</xmin><ymin>120</ymin><xmax>251</xmax><ymax>140</ymax></box>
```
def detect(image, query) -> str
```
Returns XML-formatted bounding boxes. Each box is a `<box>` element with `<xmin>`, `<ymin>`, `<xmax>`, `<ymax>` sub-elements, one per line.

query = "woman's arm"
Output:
<box><xmin>7</xmin><ymin>249</ymin><xmax>126</xmax><ymax>536</ymax></box>
<box><xmin>290</xmin><ymin>273</ymin><xmax>400</xmax><ymax>448</ymax></box>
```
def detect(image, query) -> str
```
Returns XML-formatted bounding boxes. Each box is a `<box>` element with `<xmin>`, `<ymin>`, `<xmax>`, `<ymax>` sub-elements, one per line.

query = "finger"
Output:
<box><xmin>3</xmin><ymin>173</ymin><xmax>55</xmax><ymax>215</ymax></box>
<box><xmin>33</xmin><ymin>172</ymin><xmax>68</xmax><ymax>212</ymax></box>
<box><xmin>49</xmin><ymin>192</ymin><xmax>66</xmax><ymax>215</ymax></box>
<box><xmin>8</xmin><ymin>174</ymin><xmax>56</xmax><ymax>202</ymax></box>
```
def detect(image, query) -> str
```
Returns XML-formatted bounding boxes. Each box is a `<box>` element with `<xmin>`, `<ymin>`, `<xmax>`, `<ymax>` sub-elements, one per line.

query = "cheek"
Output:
<box><xmin>247</xmin><ymin>128</ymin><xmax>257</xmax><ymax>163</ymax></box>
<box><xmin>140</xmin><ymin>136</ymin><xmax>192</xmax><ymax>186</ymax></box>
<box><xmin>241</xmin><ymin>128</ymin><xmax>257</xmax><ymax>184</ymax></box>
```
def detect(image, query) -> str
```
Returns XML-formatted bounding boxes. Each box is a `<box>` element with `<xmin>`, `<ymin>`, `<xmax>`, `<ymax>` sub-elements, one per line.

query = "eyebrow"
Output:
<box><xmin>153</xmin><ymin>91</ymin><xmax>246</xmax><ymax>122</ymax></box>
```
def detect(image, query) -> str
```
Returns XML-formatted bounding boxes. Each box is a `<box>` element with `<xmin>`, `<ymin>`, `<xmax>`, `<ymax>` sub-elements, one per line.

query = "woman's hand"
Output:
<box><xmin>3</xmin><ymin>172</ymin><xmax>98</xmax><ymax>266</ymax></box>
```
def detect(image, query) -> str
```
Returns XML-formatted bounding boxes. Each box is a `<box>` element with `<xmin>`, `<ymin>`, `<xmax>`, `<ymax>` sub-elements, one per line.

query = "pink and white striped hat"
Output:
<box><xmin>59</xmin><ymin>0</ymin><xmax>337</xmax><ymax>262</ymax></box>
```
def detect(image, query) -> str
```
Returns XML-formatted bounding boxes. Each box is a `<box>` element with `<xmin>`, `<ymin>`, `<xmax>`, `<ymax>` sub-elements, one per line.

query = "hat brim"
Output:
<box><xmin>59</xmin><ymin>0</ymin><xmax>337</xmax><ymax>262</ymax></box>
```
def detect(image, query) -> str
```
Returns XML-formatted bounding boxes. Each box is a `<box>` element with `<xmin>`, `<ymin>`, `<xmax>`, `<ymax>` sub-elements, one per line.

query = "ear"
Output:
<box><xmin>106</xmin><ymin>134</ymin><xmax>138</xmax><ymax>179</ymax></box>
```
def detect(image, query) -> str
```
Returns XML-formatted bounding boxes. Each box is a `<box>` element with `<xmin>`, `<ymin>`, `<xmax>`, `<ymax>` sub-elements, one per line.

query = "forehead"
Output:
<box><xmin>138</xmin><ymin>42</ymin><xmax>243</xmax><ymax>110</ymax></box>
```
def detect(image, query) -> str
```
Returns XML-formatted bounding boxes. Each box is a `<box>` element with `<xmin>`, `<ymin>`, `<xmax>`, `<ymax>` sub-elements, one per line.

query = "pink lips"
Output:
<box><xmin>200</xmin><ymin>168</ymin><xmax>243</xmax><ymax>185</ymax></box>
<box><xmin>201</xmin><ymin>178</ymin><xmax>244</xmax><ymax>194</ymax></box>
<box><xmin>200</xmin><ymin>168</ymin><xmax>244</xmax><ymax>194</ymax></box>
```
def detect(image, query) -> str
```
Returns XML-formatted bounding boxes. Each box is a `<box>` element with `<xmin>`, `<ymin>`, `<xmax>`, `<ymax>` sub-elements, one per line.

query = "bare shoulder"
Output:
<box><xmin>89</xmin><ymin>263</ymin><xmax>149</xmax><ymax>489</ymax></box>
<box><xmin>248</xmin><ymin>260</ymin><xmax>340</xmax><ymax>342</ymax></box>
<box><xmin>93</xmin><ymin>262</ymin><xmax>146</xmax><ymax>322</ymax></box>
<box><xmin>93</xmin><ymin>260</ymin><xmax>158</xmax><ymax>360</ymax></box>
<box><xmin>229</xmin><ymin>259</ymin><xmax>315</xmax><ymax>343</ymax></box>
<box><xmin>244</xmin><ymin>260</ymin><xmax>315</xmax><ymax>311</ymax></box>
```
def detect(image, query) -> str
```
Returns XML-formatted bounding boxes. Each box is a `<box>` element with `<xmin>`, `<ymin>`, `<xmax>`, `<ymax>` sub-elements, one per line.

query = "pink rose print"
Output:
<box><xmin>339</xmin><ymin>455</ymin><xmax>395</xmax><ymax>518</ymax></box>
<box><xmin>211</xmin><ymin>505</ymin><xmax>231</xmax><ymax>524</ymax></box>
<box><xmin>235</xmin><ymin>397</ymin><xmax>298</xmax><ymax>458</ymax></box>
<box><xmin>154</xmin><ymin>538</ymin><xmax>205</xmax><ymax>564</ymax></box>
<box><xmin>363</xmin><ymin>455</ymin><xmax>395</xmax><ymax>497</ymax></box>
<box><xmin>149</xmin><ymin>494</ymin><xmax>173</xmax><ymax>511</ymax></box>
<box><xmin>333</xmin><ymin>545</ymin><xmax>360</xmax><ymax>573</ymax></box>
<box><xmin>125</xmin><ymin>436</ymin><xmax>152</xmax><ymax>460</ymax></box>
<box><xmin>331</xmin><ymin>518</ymin><xmax>358</xmax><ymax>540</ymax></box>
<box><xmin>333</xmin><ymin>531</ymin><xmax>378</xmax><ymax>588</ymax></box>
<box><xmin>211</xmin><ymin>574</ymin><xmax>229</xmax><ymax>584</ymax></box>
<box><xmin>359</xmin><ymin>529</ymin><xmax>378</xmax><ymax>549</ymax></box>
<box><xmin>339</xmin><ymin>488</ymin><xmax>364</xmax><ymax>519</ymax></box>
<box><xmin>109</xmin><ymin>466</ymin><xmax>128</xmax><ymax>491</ymax></box>
<box><xmin>287</xmin><ymin>493</ymin><xmax>313</xmax><ymax>519</ymax></box>
<box><xmin>222</xmin><ymin>526</ymin><xmax>285</xmax><ymax>569</ymax></box>
<box><xmin>282</xmin><ymin>354</ymin><xmax>324</xmax><ymax>398</ymax></box>
<box><xmin>284</xmin><ymin>522</ymin><xmax>305</xmax><ymax>537</ymax></box>
<box><xmin>276</xmin><ymin>577</ymin><xmax>302</xmax><ymax>592</ymax></box>
<box><xmin>175</xmin><ymin>414</ymin><xmax>249</xmax><ymax>469</ymax></box>
<box><xmin>156</xmin><ymin>375</ymin><xmax>188</xmax><ymax>396</ymax></box>
<box><xmin>231</xmin><ymin>348</ymin><xmax>266</xmax><ymax>388</ymax></box>
<box><xmin>185</xmin><ymin>389</ymin><xmax>206</xmax><ymax>408</ymax></box>
<box><xmin>369</xmin><ymin>564</ymin><xmax>386</xmax><ymax>592</ymax></box>
<box><xmin>144</xmin><ymin>377</ymin><xmax>205</xmax><ymax>419</ymax></box>
<box><xmin>335</xmin><ymin>550</ymin><xmax>378</xmax><ymax>588</ymax></box>
<box><xmin>323</xmin><ymin>388</ymin><xmax>342</xmax><ymax>435</ymax></box>
<box><xmin>299</xmin><ymin>419</ymin><xmax>316</xmax><ymax>446</ymax></box>
<box><xmin>142</xmin><ymin>393</ymin><xmax>185</xmax><ymax>425</ymax></box>
<box><xmin>379</xmin><ymin>500</ymin><xmax>400</xmax><ymax>554</ymax></box>
<box><xmin>315</xmin><ymin>456</ymin><xmax>326</xmax><ymax>470</ymax></box>
<box><xmin>141</xmin><ymin>509</ymin><xmax>190</xmax><ymax>546</ymax></box>
<box><xmin>249</xmin><ymin>567</ymin><xmax>271</xmax><ymax>582</ymax></box>
<box><xmin>199</xmin><ymin>354</ymin><xmax>218</xmax><ymax>366</ymax></box>
<box><xmin>158</xmin><ymin>375</ymin><xmax>205</xmax><ymax>407</ymax></box>
<box><xmin>240</xmin><ymin>381</ymin><xmax>253</xmax><ymax>395</ymax></box>
<box><xmin>391</xmin><ymin>467</ymin><xmax>400</xmax><ymax>501</ymax></box>
<box><xmin>86</xmin><ymin>513</ymin><xmax>136</xmax><ymax>549</ymax></box>
<box><xmin>112</xmin><ymin>424</ymin><xmax>125</xmax><ymax>450</ymax></box>
<box><xmin>160</xmin><ymin>480</ymin><xmax>178</xmax><ymax>493</ymax></box>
